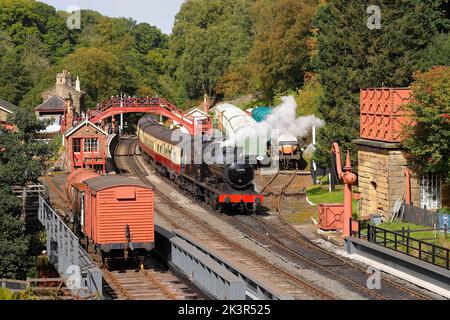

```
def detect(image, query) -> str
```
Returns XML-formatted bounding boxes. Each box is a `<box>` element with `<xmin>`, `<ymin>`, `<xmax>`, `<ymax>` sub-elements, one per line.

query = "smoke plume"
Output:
<box><xmin>255</xmin><ymin>96</ymin><xmax>324</xmax><ymax>139</ymax></box>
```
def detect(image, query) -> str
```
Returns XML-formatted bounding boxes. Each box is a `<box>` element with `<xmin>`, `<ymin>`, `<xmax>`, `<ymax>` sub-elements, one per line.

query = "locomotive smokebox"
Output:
<box><xmin>208</xmin><ymin>161</ymin><xmax>255</xmax><ymax>190</ymax></box>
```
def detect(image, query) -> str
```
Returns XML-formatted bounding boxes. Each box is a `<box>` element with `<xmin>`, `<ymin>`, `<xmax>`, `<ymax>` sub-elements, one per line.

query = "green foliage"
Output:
<box><xmin>249</xmin><ymin>0</ymin><xmax>318</xmax><ymax>98</ymax></box>
<box><xmin>0</xmin><ymin>288</ymin><xmax>15</xmax><ymax>300</ymax></box>
<box><xmin>0</xmin><ymin>0</ymin><xmax>72</xmax><ymax>104</ymax></box>
<box><xmin>0</xmin><ymin>2</ymin><xmax>170</xmax><ymax>109</ymax></box>
<box><xmin>61</xmin><ymin>48</ymin><xmax>121</xmax><ymax>108</ymax></box>
<box><xmin>422</xmin><ymin>33</ymin><xmax>450</xmax><ymax>68</ymax></box>
<box><xmin>169</xmin><ymin>0</ymin><xmax>253</xmax><ymax>102</ymax></box>
<box><xmin>0</xmin><ymin>210</ymin><xmax>31</xmax><ymax>279</ymax></box>
<box><xmin>0</xmin><ymin>107</ymin><xmax>51</xmax><ymax>279</ymax></box>
<box><xmin>402</xmin><ymin>66</ymin><xmax>450</xmax><ymax>180</ymax></box>
<box><xmin>0</xmin><ymin>288</ymin><xmax>35</xmax><ymax>300</ymax></box>
<box><xmin>313</xmin><ymin>0</ymin><xmax>448</xmax><ymax>168</ymax></box>
<box><xmin>294</xmin><ymin>77</ymin><xmax>324</xmax><ymax>117</ymax></box>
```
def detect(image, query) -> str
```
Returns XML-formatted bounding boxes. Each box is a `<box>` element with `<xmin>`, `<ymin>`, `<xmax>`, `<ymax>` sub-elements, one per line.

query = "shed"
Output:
<box><xmin>64</xmin><ymin>119</ymin><xmax>108</xmax><ymax>173</ymax></box>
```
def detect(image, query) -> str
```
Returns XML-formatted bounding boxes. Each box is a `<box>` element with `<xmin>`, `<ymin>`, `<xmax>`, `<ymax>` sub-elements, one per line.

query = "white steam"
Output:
<box><xmin>255</xmin><ymin>96</ymin><xmax>324</xmax><ymax>139</ymax></box>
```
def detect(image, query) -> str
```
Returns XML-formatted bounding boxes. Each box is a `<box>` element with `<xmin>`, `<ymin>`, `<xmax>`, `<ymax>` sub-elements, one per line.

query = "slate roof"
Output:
<box><xmin>0</xmin><ymin>98</ymin><xmax>18</xmax><ymax>113</ymax></box>
<box><xmin>64</xmin><ymin>119</ymin><xmax>108</xmax><ymax>138</ymax></box>
<box><xmin>36</xmin><ymin>96</ymin><xmax>67</xmax><ymax>112</ymax></box>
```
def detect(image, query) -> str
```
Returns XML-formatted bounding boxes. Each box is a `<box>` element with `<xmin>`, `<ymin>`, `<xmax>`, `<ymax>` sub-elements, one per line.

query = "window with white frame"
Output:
<box><xmin>419</xmin><ymin>173</ymin><xmax>441</xmax><ymax>210</ymax></box>
<box><xmin>84</xmin><ymin>138</ymin><xmax>99</xmax><ymax>152</ymax></box>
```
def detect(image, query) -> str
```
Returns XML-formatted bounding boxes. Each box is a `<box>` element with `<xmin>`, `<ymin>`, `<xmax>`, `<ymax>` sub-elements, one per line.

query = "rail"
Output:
<box><xmin>353</xmin><ymin>221</ymin><xmax>449</xmax><ymax>270</ymax></box>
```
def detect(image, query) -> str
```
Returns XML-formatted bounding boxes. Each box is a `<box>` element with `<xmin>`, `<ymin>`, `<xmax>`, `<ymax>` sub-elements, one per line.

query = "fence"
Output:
<box><xmin>0</xmin><ymin>279</ymin><xmax>27</xmax><ymax>291</ymax></box>
<box><xmin>399</xmin><ymin>203</ymin><xmax>449</xmax><ymax>228</ymax></box>
<box><xmin>12</xmin><ymin>185</ymin><xmax>48</xmax><ymax>218</ymax></box>
<box><xmin>38</xmin><ymin>196</ymin><xmax>102</xmax><ymax>299</ymax></box>
<box><xmin>353</xmin><ymin>222</ymin><xmax>449</xmax><ymax>270</ymax></box>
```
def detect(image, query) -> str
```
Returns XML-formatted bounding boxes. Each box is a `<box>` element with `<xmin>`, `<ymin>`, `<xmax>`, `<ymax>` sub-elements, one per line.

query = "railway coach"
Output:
<box><xmin>137</xmin><ymin>116</ymin><xmax>264</xmax><ymax>213</ymax></box>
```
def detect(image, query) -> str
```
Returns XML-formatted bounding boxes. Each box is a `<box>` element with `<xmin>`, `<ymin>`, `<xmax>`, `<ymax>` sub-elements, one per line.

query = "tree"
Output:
<box><xmin>133</xmin><ymin>23</ymin><xmax>169</xmax><ymax>55</ymax></box>
<box><xmin>403</xmin><ymin>66</ymin><xmax>450</xmax><ymax>180</ymax></box>
<box><xmin>248</xmin><ymin>0</ymin><xmax>319</xmax><ymax>98</ymax></box>
<box><xmin>0</xmin><ymin>193</ymin><xmax>30</xmax><ymax>279</ymax></box>
<box><xmin>422</xmin><ymin>33</ymin><xmax>450</xmax><ymax>68</ymax></box>
<box><xmin>0</xmin><ymin>108</ymin><xmax>50</xmax><ymax>279</ymax></box>
<box><xmin>313</xmin><ymin>0</ymin><xmax>448</xmax><ymax>168</ymax></box>
<box><xmin>0</xmin><ymin>0</ymin><xmax>72</xmax><ymax>105</ymax></box>
<box><xmin>169</xmin><ymin>0</ymin><xmax>253</xmax><ymax>102</ymax></box>
<box><xmin>62</xmin><ymin>48</ymin><xmax>121</xmax><ymax>108</ymax></box>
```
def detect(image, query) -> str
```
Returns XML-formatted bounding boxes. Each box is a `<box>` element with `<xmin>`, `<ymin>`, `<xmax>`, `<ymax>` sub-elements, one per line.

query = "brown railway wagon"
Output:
<box><xmin>83</xmin><ymin>176</ymin><xmax>155</xmax><ymax>253</ymax></box>
<box><xmin>66</xmin><ymin>170</ymin><xmax>155</xmax><ymax>262</ymax></box>
<box><xmin>66</xmin><ymin>169</ymin><xmax>100</xmax><ymax>207</ymax></box>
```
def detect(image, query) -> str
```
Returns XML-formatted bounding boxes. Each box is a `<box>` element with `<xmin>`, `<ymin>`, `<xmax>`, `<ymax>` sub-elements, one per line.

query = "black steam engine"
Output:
<box><xmin>137</xmin><ymin>116</ymin><xmax>263</xmax><ymax>213</ymax></box>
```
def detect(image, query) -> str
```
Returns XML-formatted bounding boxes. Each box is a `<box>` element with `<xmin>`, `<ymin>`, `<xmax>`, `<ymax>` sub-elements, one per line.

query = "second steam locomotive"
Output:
<box><xmin>137</xmin><ymin>116</ymin><xmax>264</xmax><ymax>213</ymax></box>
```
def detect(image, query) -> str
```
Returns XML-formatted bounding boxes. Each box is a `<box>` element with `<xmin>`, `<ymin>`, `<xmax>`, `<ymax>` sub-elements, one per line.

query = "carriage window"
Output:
<box><xmin>84</xmin><ymin>138</ymin><xmax>99</xmax><ymax>152</ymax></box>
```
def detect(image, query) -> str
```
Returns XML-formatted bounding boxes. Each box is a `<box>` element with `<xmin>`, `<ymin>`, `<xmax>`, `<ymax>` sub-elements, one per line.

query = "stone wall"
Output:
<box><xmin>356</xmin><ymin>139</ymin><xmax>420</xmax><ymax>218</ymax></box>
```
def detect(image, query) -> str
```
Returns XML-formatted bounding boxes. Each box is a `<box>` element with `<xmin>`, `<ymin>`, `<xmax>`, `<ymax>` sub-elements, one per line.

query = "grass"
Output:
<box><xmin>371</xmin><ymin>221</ymin><xmax>449</xmax><ymax>268</ymax></box>
<box><xmin>378</xmin><ymin>221</ymin><xmax>450</xmax><ymax>249</ymax></box>
<box><xmin>306</xmin><ymin>184</ymin><xmax>360</xmax><ymax>218</ymax></box>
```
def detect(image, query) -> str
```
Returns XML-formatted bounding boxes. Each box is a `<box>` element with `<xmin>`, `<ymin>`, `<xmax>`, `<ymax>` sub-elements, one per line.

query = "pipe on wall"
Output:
<box><xmin>403</xmin><ymin>167</ymin><xmax>412</xmax><ymax>205</ymax></box>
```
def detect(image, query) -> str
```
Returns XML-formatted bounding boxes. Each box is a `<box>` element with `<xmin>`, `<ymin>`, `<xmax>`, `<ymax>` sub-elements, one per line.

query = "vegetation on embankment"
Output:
<box><xmin>0</xmin><ymin>288</ymin><xmax>35</xmax><ymax>300</ymax></box>
<box><xmin>0</xmin><ymin>109</ymin><xmax>51</xmax><ymax>279</ymax></box>
<box><xmin>378</xmin><ymin>221</ymin><xmax>450</xmax><ymax>249</ymax></box>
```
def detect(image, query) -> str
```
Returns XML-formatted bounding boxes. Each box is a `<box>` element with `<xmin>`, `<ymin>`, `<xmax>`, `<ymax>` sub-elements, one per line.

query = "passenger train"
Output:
<box><xmin>137</xmin><ymin>116</ymin><xmax>264</xmax><ymax>213</ymax></box>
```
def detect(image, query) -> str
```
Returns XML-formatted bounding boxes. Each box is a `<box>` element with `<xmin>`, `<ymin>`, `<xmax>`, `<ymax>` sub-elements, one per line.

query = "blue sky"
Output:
<box><xmin>38</xmin><ymin>0</ymin><xmax>185</xmax><ymax>34</ymax></box>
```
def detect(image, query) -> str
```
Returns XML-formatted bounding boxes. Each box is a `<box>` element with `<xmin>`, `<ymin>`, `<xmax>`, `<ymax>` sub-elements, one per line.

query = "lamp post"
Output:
<box><xmin>331</xmin><ymin>143</ymin><xmax>358</xmax><ymax>237</ymax></box>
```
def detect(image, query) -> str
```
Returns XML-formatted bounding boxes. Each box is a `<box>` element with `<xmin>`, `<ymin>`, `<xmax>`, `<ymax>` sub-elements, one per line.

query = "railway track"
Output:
<box><xmin>115</xmin><ymin>137</ymin><xmax>436</xmax><ymax>300</ymax></box>
<box><xmin>102</xmin><ymin>263</ymin><xmax>191</xmax><ymax>300</ymax></box>
<box><xmin>115</xmin><ymin>137</ymin><xmax>338</xmax><ymax>300</ymax></box>
<box><xmin>247</xmin><ymin>171</ymin><xmax>433</xmax><ymax>300</ymax></box>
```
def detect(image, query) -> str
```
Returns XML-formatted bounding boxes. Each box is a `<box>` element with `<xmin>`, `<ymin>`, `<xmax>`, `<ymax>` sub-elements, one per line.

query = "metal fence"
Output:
<box><xmin>354</xmin><ymin>222</ymin><xmax>449</xmax><ymax>270</ymax></box>
<box><xmin>38</xmin><ymin>196</ymin><xmax>102</xmax><ymax>299</ymax></box>
<box><xmin>12</xmin><ymin>185</ymin><xmax>47</xmax><ymax>218</ymax></box>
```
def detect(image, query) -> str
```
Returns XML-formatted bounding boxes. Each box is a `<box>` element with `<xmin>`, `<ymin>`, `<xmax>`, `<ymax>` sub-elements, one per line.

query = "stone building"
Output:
<box><xmin>36</xmin><ymin>70</ymin><xmax>85</xmax><ymax>133</ymax></box>
<box><xmin>355</xmin><ymin>88</ymin><xmax>448</xmax><ymax>218</ymax></box>
<box><xmin>0</xmin><ymin>97</ymin><xmax>17</xmax><ymax>122</ymax></box>
<box><xmin>0</xmin><ymin>98</ymin><xmax>17</xmax><ymax>131</ymax></box>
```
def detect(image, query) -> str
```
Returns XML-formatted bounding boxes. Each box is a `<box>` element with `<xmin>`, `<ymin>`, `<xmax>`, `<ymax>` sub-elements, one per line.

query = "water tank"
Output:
<box><xmin>251</xmin><ymin>107</ymin><xmax>272</xmax><ymax>123</ymax></box>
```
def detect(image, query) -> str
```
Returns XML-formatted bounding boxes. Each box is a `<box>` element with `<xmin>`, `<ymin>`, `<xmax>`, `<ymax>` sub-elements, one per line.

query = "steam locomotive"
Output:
<box><xmin>137</xmin><ymin>116</ymin><xmax>263</xmax><ymax>213</ymax></box>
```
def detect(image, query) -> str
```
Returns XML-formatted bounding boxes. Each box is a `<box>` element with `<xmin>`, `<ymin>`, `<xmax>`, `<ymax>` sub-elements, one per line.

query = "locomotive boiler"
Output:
<box><xmin>137</xmin><ymin>116</ymin><xmax>263</xmax><ymax>213</ymax></box>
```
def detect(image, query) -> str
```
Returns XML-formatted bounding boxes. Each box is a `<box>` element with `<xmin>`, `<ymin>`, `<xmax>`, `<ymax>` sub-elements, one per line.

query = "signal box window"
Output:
<box><xmin>84</xmin><ymin>138</ymin><xmax>99</xmax><ymax>152</ymax></box>
<box><xmin>73</xmin><ymin>139</ymin><xmax>81</xmax><ymax>153</ymax></box>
